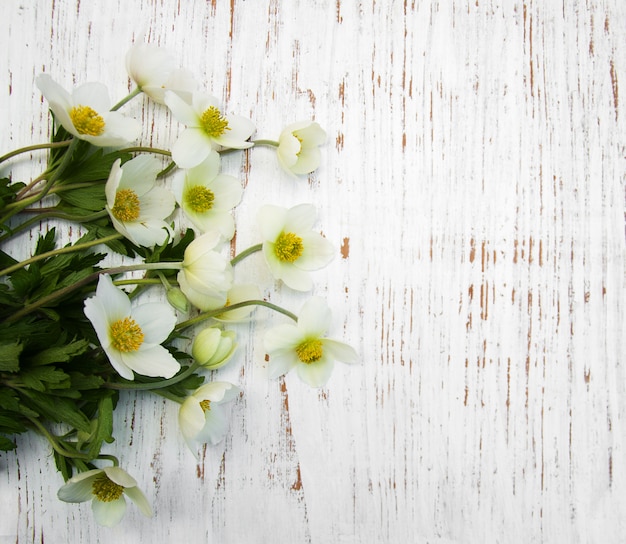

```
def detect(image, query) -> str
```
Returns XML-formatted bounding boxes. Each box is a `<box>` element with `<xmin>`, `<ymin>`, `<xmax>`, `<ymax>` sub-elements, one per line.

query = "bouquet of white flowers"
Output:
<box><xmin>0</xmin><ymin>43</ymin><xmax>357</xmax><ymax>527</ymax></box>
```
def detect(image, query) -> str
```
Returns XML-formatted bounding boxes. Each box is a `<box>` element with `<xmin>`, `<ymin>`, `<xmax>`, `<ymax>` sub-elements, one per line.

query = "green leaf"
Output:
<box><xmin>29</xmin><ymin>338</ymin><xmax>90</xmax><ymax>366</ymax></box>
<box><xmin>22</xmin><ymin>391</ymin><xmax>91</xmax><ymax>433</ymax></box>
<box><xmin>0</xmin><ymin>435</ymin><xmax>17</xmax><ymax>451</ymax></box>
<box><xmin>21</xmin><ymin>367</ymin><xmax>70</xmax><ymax>392</ymax></box>
<box><xmin>86</xmin><ymin>395</ymin><xmax>114</xmax><ymax>458</ymax></box>
<box><xmin>0</xmin><ymin>341</ymin><xmax>23</xmax><ymax>372</ymax></box>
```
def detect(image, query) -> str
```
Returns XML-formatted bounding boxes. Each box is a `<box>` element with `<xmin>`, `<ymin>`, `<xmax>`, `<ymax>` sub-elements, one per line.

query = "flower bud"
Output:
<box><xmin>166</xmin><ymin>287</ymin><xmax>189</xmax><ymax>312</ymax></box>
<box><xmin>192</xmin><ymin>327</ymin><xmax>237</xmax><ymax>369</ymax></box>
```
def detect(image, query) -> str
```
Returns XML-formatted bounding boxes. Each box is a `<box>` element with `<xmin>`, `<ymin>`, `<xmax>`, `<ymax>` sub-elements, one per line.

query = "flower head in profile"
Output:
<box><xmin>165</xmin><ymin>90</ymin><xmax>255</xmax><ymax>168</ymax></box>
<box><xmin>172</xmin><ymin>150</ymin><xmax>243</xmax><ymax>239</ymax></box>
<box><xmin>178</xmin><ymin>381</ymin><xmax>240</xmax><ymax>455</ymax></box>
<box><xmin>84</xmin><ymin>274</ymin><xmax>180</xmax><ymax>380</ymax></box>
<box><xmin>177</xmin><ymin>230</ymin><xmax>233</xmax><ymax>311</ymax></box>
<box><xmin>258</xmin><ymin>203</ymin><xmax>334</xmax><ymax>291</ymax></box>
<box><xmin>105</xmin><ymin>155</ymin><xmax>176</xmax><ymax>248</ymax></box>
<box><xmin>126</xmin><ymin>43</ymin><xmax>197</xmax><ymax>104</ymax></box>
<box><xmin>192</xmin><ymin>326</ymin><xmax>237</xmax><ymax>370</ymax></box>
<box><xmin>264</xmin><ymin>297</ymin><xmax>358</xmax><ymax>387</ymax></box>
<box><xmin>57</xmin><ymin>466</ymin><xmax>152</xmax><ymax>527</ymax></box>
<box><xmin>277</xmin><ymin>121</ymin><xmax>326</xmax><ymax>175</ymax></box>
<box><xmin>36</xmin><ymin>74</ymin><xmax>141</xmax><ymax>147</ymax></box>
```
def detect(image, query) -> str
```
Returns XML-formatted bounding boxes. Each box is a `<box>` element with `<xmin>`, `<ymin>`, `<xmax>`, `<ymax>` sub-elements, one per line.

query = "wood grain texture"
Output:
<box><xmin>0</xmin><ymin>1</ymin><xmax>624</xmax><ymax>542</ymax></box>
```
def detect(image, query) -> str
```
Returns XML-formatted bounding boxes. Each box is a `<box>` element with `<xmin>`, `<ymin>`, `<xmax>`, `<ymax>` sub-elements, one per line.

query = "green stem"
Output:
<box><xmin>0</xmin><ymin>210</ymin><xmax>109</xmax><ymax>243</ymax></box>
<box><xmin>97</xmin><ymin>454</ymin><xmax>120</xmax><ymax>467</ymax></box>
<box><xmin>118</xmin><ymin>146</ymin><xmax>172</xmax><ymax>157</ymax></box>
<box><xmin>4</xmin><ymin>261</ymin><xmax>182</xmax><ymax>323</ymax></box>
<box><xmin>251</xmin><ymin>139</ymin><xmax>279</xmax><ymax>147</ymax></box>
<box><xmin>0</xmin><ymin>140</ymin><xmax>72</xmax><ymax>165</ymax></box>
<box><xmin>26</xmin><ymin>417</ymin><xmax>90</xmax><ymax>461</ymax></box>
<box><xmin>113</xmin><ymin>277</ymin><xmax>163</xmax><ymax>287</ymax></box>
<box><xmin>176</xmin><ymin>299</ymin><xmax>298</xmax><ymax>331</ymax></box>
<box><xmin>231</xmin><ymin>243</ymin><xmax>262</xmax><ymax>266</ymax></box>
<box><xmin>110</xmin><ymin>87</ymin><xmax>143</xmax><ymax>111</ymax></box>
<box><xmin>152</xmin><ymin>389</ymin><xmax>185</xmax><ymax>403</ymax></box>
<box><xmin>104</xmin><ymin>360</ymin><xmax>202</xmax><ymax>391</ymax></box>
<box><xmin>0</xmin><ymin>233</ymin><xmax>123</xmax><ymax>277</ymax></box>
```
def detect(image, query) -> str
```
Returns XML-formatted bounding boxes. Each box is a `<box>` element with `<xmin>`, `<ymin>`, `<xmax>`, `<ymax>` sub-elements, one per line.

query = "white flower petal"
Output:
<box><xmin>36</xmin><ymin>74</ymin><xmax>73</xmax><ymax>111</ymax></box>
<box><xmin>137</xmin><ymin>186</ymin><xmax>176</xmax><ymax>220</ymax></box>
<box><xmin>117</xmin><ymin>155</ymin><xmax>161</xmax><ymax>196</ymax></box>
<box><xmin>287</xmin><ymin>147</ymin><xmax>321</xmax><ymax>175</ymax></box>
<box><xmin>264</xmin><ymin>323</ymin><xmax>301</xmax><ymax>352</ymax></box>
<box><xmin>295</xmin><ymin>357</ymin><xmax>334</xmax><ymax>387</ymax></box>
<box><xmin>210</xmin><ymin>174</ymin><xmax>243</xmax><ymax>210</ymax></box>
<box><xmin>72</xmin><ymin>82</ymin><xmax>111</xmax><ymax>112</ymax></box>
<box><xmin>102</xmin><ymin>347</ymin><xmax>135</xmax><ymax>381</ymax></box>
<box><xmin>322</xmin><ymin>339</ymin><xmax>359</xmax><ymax>364</ymax></box>
<box><xmin>95</xmin><ymin>274</ymin><xmax>131</xmax><ymax>320</ymax></box>
<box><xmin>179</xmin><ymin>396</ymin><xmax>206</xmax><ymax>441</ymax></box>
<box><xmin>196</xmin><ymin>404</ymin><xmax>230</xmax><ymax>445</ymax></box>
<box><xmin>171</xmin><ymin>127</ymin><xmax>213</xmax><ymax>168</ymax></box>
<box><xmin>122</xmin><ymin>219</ymin><xmax>172</xmax><ymax>248</ymax></box>
<box><xmin>124</xmin><ymin>485</ymin><xmax>153</xmax><ymax>518</ymax></box>
<box><xmin>103</xmin><ymin>466</ymin><xmax>137</xmax><ymax>488</ymax></box>
<box><xmin>105</xmin><ymin>159</ymin><xmax>123</xmax><ymax>207</ymax></box>
<box><xmin>297</xmin><ymin>232</ymin><xmax>335</xmax><ymax>270</ymax></box>
<box><xmin>92</xmin><ymin>496</ymin><xmax>127</xmax><ymax>527</ymax></box>
<box><xmin>297</xmin><ymin>297</ymin><xmax>331</xmax><ymax>336</ymax></box>
<box><xmin>131</xmin><ymin>302</ymin><xmax>177</xmax><ymax>344</ymax></box>
<box><xmin>57</xmin><ymin>469</ymin><xmax>101</xmax><ymax>503</ymax></box>
<box><xmin>193</xmin><ymin>381</ymin><xmax>240</xmax><ymax>403</ymax></box>
<box><xmin>257</xmin><ymin>205</ymin><xmax>287</xmax><ymax>241</ymax></box>
<box><xmin>119</xmin><ymin>345</ymin><xmax>180</xmax><ymax>379</ymax></box>
<box><xmin>165</xmin><ymin>90</ymin><xmax>201</xmax><ymax>126</ymax></box>
<box><xmin>284</xmin><ymin>203</ymin><xmax>317</xmax><ymax>232</ymax></box>
<box><xmin>268</xmin><ymin>351</ymin><xmax>299</xmax><ymax>379</ymax></box>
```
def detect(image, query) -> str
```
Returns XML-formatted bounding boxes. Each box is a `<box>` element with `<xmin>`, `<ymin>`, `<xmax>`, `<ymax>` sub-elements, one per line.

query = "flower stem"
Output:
<box><xmin>0</xmin><ymin>210</ymin><xmax>109</xmax><ymax>242</ymax></box>
<box><xmin>0</xmin><ymin>140</ymin><xmax>72</xmax><ymax>165</ymax></box>
<box><xmin>251</xmin><ymin>139</ymin><xmax>279</xmax><ymax>147</ymax></box>
<box><xmin>110</xmin><ymin>87</ymin><xmax>143</xmax><ymax>111</ymax></box>
<box><xmin>176</xmin><ymin>299</ymin><xmax>298</xmax><ymax>330</ymax></box>
<box><xmin>118</xmin><ymin>146</ymin><xmax>172</xmax><ymax>157</ymax></box>
<box><xmin>3</xmin><ymin>261</ymin><xmax>182</xmax><ymax>323</ymax></box>
<box><xmin>0</xmin><ymin>233</ymin><xmax>124</xmax><ymax>277</ymax></box>
<box><xmin>26</xmin><ymin>416</ymin><xmax>91</xmax><ymax>461</ymax></box>
<box><xmin>231</xmin><ymin>243</ymin><xmax>262</xmax><ymax>266</ymax></box>
<box><xmin>104</xmin><ymin>360</ymin><xmax>202</xmax><ymax>391</ymax></box>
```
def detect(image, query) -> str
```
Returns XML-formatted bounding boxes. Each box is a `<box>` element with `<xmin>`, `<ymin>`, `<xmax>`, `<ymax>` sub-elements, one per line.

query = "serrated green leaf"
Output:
<box><xmin>0</xmin><ymin>341</ymin><xmax>22</xmax><ymax>372</ymax></box>
<box><xmin>68</xmin><ymin>372</ymin><xmax>105</xmax><ymax>390</ymax></box>
<box><xmin>21</xmin><ymin>367</ymin><xmax>70</xmax><ymax>391</ymax></box>
<box><xmin>0</xmin><ymin>415</ymin><xmax>27</xmax><ymax>434</ymax></box>
<box><xmin>86</xmin><ymin>395</ymin><xmax>114</xmax><ymax>458</ymax></box>
<box><xmin>30</xmin><ymin>339</ymin><xmax>90</xmax><ymax>366</ymax></box>
<box><xmin>21</xmin><ymin>391</ymin><xmax>91</xmax><ymax>433</ymax></box>
<box><xmin>57</xmin><ymin>184</ymin><xmax>107</xmax><ymax>211</ymax></box>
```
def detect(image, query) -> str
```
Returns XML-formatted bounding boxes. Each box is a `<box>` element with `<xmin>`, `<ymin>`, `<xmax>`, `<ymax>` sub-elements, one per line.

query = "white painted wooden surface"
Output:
<box><xmin>1</xmin><ymin>1</ymin><xmax>625</xmax><ymax>542</ymax></box>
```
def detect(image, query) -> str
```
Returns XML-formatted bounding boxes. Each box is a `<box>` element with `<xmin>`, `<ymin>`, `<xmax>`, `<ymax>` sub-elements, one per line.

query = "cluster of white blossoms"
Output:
<box><xmin>34</xmin><ymin>42</ymin><xmax>357</xmax><ymax>527</ymax></box>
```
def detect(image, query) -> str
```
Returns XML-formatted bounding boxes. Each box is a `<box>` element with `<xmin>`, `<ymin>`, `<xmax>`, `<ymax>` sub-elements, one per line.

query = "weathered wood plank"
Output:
<box><xmin>0</xmin><ymin>0</ymin><xmax>624</xmax><ymax>542</ymax></box>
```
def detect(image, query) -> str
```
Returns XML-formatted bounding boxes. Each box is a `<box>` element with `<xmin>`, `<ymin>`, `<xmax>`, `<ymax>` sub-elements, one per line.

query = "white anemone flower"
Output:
<box><xmin>36</xmin><ymin>74</ymin><xmax>141</xmax><ymax>147</ymax></box>
<box><xmin>277</xmin><ymin>121</ymin><xmax>326</xmax><ymax>175</ymax></box>
<box><xmin>177</xmin><ymin>230</ymin><xmax>233</xmax><ymax>311</ymax></box>
<box><xmin>264</xmin><ymin>297</ymin><xmax>358</xmax><ymax>388</ymax></box>
<box><xmin>258</xmin><ymin>203</ymin><xmax>334</xmax><ymax>291</ymax></box>
<box><xmin>125</xmin><ymin>43</ymin><xmax>197</xmax><ymax>104</ymax></box>
<box><xmin>178</xmin><ymin>381</ymin><xmax>240</xmax><ymax>454</ymax></box>
<box><xmin>105</xmin><ymin>155</ymin><xmax>176</xmax><ymax>248</ymax></box>
<box><xmin>165</xmin><ymin>90</ymin><xmax>255</xmax><ymax>168</ymax></box>
<box><xmin>57</xmin><ymin>466</ymin><xmax>152</xmax><ymax>527</ymax></box>
<box><xmin>172</xmin><ymin>150</ymin><xmax>243</xmax><ymax>239</ymax></box>
<box><xmin>84</xmin><ymin>274</ymin><xmax>180</xmax><ymax>380</ymax></box>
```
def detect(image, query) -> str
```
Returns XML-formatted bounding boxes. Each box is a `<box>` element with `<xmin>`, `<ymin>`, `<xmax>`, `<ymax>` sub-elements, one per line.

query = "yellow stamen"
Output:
<box><xmin>295</xmin><ymin>338</ymin><xmax>323</xmax><ymax>364</ymax></box>
<box><xmin>274</xmin><ymin>232</ymin><xmax>304</xmax><ymax>263</ymax></box>
<box><xmin>185</xmin><ymin>185</ymin><xmax>215</xmax><ymax>213</ymax></box>
<box><xmin>69</xmin><ymin>105</ymin><xmax>105</xmax><ymax>136</ymax></box>
<box><xmin>91</xmin><ymin>473</ymin><xmax>124</xmax><ymax>502</ymax></box>
<box><xmin>200</xmin><ymin>106</ymin><xmax>230</xmax><ymax>137</ymax></box>
<box><xmin>110</xmin><ymin>317</ymin><xmax>144</xmax><ymax>352</ymax></box>
<box><xmin>200</xmin><ymin>399</ymin><xmax>211</xmax><ymax>412</ymax></box>
<box><xmin>111</xmin><ymin>189</ymin><xmax>141</xmax><ymax>222</ymax></box>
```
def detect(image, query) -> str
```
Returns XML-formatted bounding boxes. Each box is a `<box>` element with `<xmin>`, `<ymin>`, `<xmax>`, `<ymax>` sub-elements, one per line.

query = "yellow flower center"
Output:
<box><xmin>111</xmin><ymin>189</ymin><xmax>141</xmax><ymax>222</ymax></box>
<box><xmin>295</xmin><ymin>134</ymin><xmax>304</xmax><ymax>156</ymax></box>
<box><xmin>200</xmin><ymin>106</ymin><xmax>230</xmax><ymax>137</ymax></box>
<box><xmin>185</xmin><ymin>185</ymin><xmax>215</xmax><ymax>213</ymax></box>
<box><xmin>274</xmin><ymin>232</ymin><xmax>304</xmax><ymax>263</ymax></box>
<box><xmin>200</xmin><ymin>399</ymin><xmax>211</xmax><ymax>412</ymax></box>
<box><xmin>91</xmin><ymin>473</ymin><xmax>124</xmax><ymax>502</ymax></box>
<box><xmin>295</xmin><ymin>338</ymin><xmax>323</xmax><ymax>364</ymax></box>
<box><xmin>69</xmin><ymin>105</ymin><xmax>105</xmax><ymax>136</ymax></box>
<box><xmin>110</xmin><ymin>317</ymin><xmax>144</xmax><ymax>352</ymax></box>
